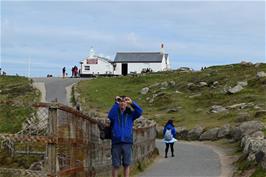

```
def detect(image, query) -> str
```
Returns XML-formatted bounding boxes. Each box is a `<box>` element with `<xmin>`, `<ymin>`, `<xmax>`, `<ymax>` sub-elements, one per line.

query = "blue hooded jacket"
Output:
<box><xmin>163</xmin><ymin>122</ymin><xmax>176</xmax><ymax>139</ymax></box>
<box><xmin>108</xmin><ymin>101</ymin><xmax>143</xmax><ymax>144</ymax></box>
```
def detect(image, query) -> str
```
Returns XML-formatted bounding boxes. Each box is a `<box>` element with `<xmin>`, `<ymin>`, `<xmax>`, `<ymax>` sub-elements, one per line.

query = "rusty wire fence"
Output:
<box><xmin>0</xmin><ymin>101</ymin><xmax>156</xmax><ymax>177</ymax></box>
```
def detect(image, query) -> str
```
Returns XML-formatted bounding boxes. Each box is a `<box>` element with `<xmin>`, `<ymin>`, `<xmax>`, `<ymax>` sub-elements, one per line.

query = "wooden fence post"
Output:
<box><xmin>47</xmin><ymin>103</ymin><xmax>58</xmax><ymax>177</ymax></box>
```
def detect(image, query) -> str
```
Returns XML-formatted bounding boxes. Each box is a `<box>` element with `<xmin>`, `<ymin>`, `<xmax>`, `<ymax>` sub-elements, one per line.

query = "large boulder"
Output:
<box><xmin>217</xmin><ymin>124</ymin><xmax>231</xmax><ymax>138</ymax></box>
<box><xmin>199</xmin><ymin>128</ymin><xmax>219</xmax><ymax>141</ymax></box>
<box><xmin>250</xmin><ymin>131</ymin><xmax>265</xmax><ymax>140</ymax></box>
<box><xmin>161</xmin><ymin>81</ymin><xmax>169</xmax><ymax>88</ymax></box>
<box><xmin>187</xmin><ymin>126</ymin><xmax>204</xmax><ymax>140</ymax></box>
<box><xmin>239</xmin><ymin>121</ymin><xmax>265</xmax><ymax>136</ymax></box>
<box><xmin>248</xmin><ymin>139</ymin><xmax>266</xmax><ymax>155</ymax></box>
<box><xmin>210</xmin><ymin>105</ymin><xmax>228</xmax><ymax>113</ymax></box>
<box><xmin>237</xmin><ymin>81</ymin><xmax>248</xmax><ymax>87</ymax></box>
<box><xmin>199</xmin><ymin>82</ymin><xmax>208</xmax><ymax>87</ymax></box>
<box><xmin>227</xmin><ymin>103</ymin><xmax>247</xmax><ymax>109</ymax></box>
<box><xmin>176</xmin><ymin>127</ymin><xmax>188</xmax><ymax>139</ymax></box>
<box><xmin>140</xmin><ymin>87</ymin><xmax>149</xmax><ymax>95</ymax></box>
<box><xmin>230</xmin><ymin>127</ymin><xmax>242</xmax><ymax>141</ymax></box>
<box><xmin>257</xmin><ymin>71</ymin><xmax>266</xmax><ymax>78</ymax></box>
<box><xmin>260</xmin><ymin>146</ymin><xmax>266</xmax><ymax>169</ymax></box>
<box><xmin>227</xmin><ymin>85</ymin><xmax>243</xmax><ymax>94</ymax></box>
<box><xmin>169</xmin><ymin>80</ymin><xmax>176</xmax><ymax>87</ymax></box>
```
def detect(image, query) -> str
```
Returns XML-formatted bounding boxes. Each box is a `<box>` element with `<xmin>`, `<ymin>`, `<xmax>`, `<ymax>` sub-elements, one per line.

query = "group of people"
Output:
<box><xmin>103</xmin><ymin>95</ymin><xmax>177</xmax><ymax>177</ymax></box>
<box><xmin>71</xmin><ymin>66</ymin><xmax>79</xmax><ymax>77</ymax></box>
<box><xmin>62</xmin><ymin>66</ymin><xmax>80</xmax><ymax>78</ymax></box>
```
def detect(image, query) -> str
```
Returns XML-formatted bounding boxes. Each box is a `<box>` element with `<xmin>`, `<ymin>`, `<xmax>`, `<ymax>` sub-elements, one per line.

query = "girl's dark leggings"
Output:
<box><xmin>165</xmin><ymin>143</ymin><xmax>174</xmax><ymax>155</ymax></box>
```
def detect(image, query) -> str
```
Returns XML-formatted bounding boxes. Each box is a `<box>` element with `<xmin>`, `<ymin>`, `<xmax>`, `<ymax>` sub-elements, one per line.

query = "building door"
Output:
<box><xmin>122</xmin><ymin>63</ymin><xmax>128</xmax><ymax>76</ymax></box>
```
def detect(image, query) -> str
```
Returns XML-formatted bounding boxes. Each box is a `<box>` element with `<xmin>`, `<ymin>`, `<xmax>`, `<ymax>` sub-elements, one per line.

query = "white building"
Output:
<box><xmin>80</xmin><ymin>44</ymin><xmax>170</xmax><ymax>77</ymax></box>
<box><xmin>113</xmin><ymin>44</ymin><xmax>170</xmax><ymax>75</ymax></box>
<box><xmin>80</xmin><ymin>48</ymin><xmax>114</xmax><ymax>77</ymax></box>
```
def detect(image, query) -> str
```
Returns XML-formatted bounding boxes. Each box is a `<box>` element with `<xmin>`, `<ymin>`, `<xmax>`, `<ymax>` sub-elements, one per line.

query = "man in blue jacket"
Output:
<box><xmin>108</xmin><ymin>96</ymin><xmax>143</xmax><ymax>177</ymax></box>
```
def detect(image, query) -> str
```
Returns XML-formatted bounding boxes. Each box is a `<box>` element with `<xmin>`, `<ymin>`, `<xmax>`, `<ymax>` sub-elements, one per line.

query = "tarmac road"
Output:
<box><xmin>138</xmin><ymin>140</ymin><xmax>223</xmax><ymax>177</ymax></box>
<box><xmin>32</xmin><ymin>77</ymin><xmax>87</xmax><ymax>104</ymax></box>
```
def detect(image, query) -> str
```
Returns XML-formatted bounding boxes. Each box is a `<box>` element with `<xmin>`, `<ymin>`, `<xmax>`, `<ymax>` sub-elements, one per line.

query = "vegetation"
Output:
<box><xmin>0</xmin><ymin>76</ymin><xmax>41</xmax><ymax>168</ymax></box>
<box><xmin>77</xmin><ymin>63</ymin><xmax>266</xmax><ymax>128</ymax></box>
<box><xmin>0</xmin><ymin>76</ymin><xmax>40</xmax><ymax>133</ymax></box>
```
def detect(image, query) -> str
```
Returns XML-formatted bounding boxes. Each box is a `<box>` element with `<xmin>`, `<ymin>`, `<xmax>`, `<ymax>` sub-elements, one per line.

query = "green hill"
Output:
<box><xmin>77</xmin><ymin>63</ymin><xmax>266</xmax><ymax>129</ymax></box>
<box><xmin>0</xmin><ymin>76</ymin><xmax>40</xmax><ymax>133</ymax></box>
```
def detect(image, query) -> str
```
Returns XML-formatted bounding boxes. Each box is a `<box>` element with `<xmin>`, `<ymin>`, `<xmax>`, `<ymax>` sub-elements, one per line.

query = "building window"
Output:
<box><xmin>85</xmin><ymin>66</ymin><xmax>90</xmax><ymax>70</ymax></box>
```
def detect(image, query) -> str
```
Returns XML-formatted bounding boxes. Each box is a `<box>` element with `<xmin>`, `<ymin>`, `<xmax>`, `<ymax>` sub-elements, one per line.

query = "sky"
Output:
<box><xmin>1</xmin><ymin>0</ymin><xmax>265</xmax><ymax>77</ymax></box>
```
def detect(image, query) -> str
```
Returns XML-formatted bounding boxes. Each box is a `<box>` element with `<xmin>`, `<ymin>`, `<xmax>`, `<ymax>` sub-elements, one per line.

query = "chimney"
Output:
<box><xmin>160</xmin><ymin>43</ymin><xmax>165</xmax><ymax>54</ymax></box>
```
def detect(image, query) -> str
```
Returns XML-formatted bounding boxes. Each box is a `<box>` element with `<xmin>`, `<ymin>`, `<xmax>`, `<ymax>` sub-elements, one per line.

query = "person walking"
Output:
<box><xmin>163</xmin><ymin>120</ymin><xmax>177</xmax><ymax>158</ymax></box>
<box><xmin>108</xmin><ymin>96</ymin><xmax>143</xmax><ymax>177</ymax></box>
<box><xmin>62</xmin><ymin>67</ymin><xmax>66</xmax><ymax>78</ymax></box>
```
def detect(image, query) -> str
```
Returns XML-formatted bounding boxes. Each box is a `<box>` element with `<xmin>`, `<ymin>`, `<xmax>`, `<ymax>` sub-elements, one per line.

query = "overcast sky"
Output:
<box><xmin>1</xmin><ymin>0</ymin><xmax>265</xmax><ymax>77</ymax></box>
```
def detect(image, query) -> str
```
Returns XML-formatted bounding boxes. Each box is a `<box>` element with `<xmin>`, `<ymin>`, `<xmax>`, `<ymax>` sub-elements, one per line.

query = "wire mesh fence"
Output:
<box><xmin>0</xmin><ymin>101</ymin><xmax>157</xmax><ymax>177</ymax></box>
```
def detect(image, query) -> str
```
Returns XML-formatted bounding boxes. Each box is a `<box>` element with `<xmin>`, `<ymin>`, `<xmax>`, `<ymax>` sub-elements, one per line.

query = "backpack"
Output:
<box><xmin>164</xmin><ymin>129</ymin><xmax>173</xmax><ymax>141</ymax></box>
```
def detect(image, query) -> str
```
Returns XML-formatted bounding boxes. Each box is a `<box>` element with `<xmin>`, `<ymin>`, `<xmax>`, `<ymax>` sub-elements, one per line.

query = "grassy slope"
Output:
<box><xmin>0</xmin><ymin>76</ymin><xmax>41</xmax><ymax>169</ymax></box>
<box><xmin>0</xmin><ymin>76</ymin><xmax>40</xmax><ymax>133</ymax></box>
<box><xmin>77</xmin><ymin>63</ymin><xmax>266</xmax><ymax>128</ymax></box>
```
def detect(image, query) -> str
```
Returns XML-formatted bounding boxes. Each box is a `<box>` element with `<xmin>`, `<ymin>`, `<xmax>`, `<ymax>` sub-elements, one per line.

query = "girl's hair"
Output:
<box><xmin>165</xmin><ymin>119</ymin><xmax>174</xmax><ymax>126</ymax></box>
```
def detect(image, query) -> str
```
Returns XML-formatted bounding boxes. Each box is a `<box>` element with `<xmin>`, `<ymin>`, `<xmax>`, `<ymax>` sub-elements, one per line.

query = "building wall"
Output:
<box><xmin>81</xmin><ymin>58</ymin><xmax>113</xmax><ymax>75</ymax></box>
<box><xmin>114</xmin><ymin>62</ymin><xmax>163</xmax><ymax>75</ymax></box>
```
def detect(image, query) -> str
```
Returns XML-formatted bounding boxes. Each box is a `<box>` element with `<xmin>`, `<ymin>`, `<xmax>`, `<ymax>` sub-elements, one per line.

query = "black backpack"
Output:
<box><xmin>97</xmin><ymin>121</ymin><xmax>112</xmax><ymax>140</ymax></box>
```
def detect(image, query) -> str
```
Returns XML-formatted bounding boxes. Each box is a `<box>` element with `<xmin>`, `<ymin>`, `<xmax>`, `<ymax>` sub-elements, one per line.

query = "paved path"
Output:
<box><xmin>32</xmin><ymin>77</ymin><xmax>88</xmax><ymax>105</ymax></box>
<box><xmin>138</xmin><ymin>140</ymin><xmax>223</xmax><ymax>177</ymax></box>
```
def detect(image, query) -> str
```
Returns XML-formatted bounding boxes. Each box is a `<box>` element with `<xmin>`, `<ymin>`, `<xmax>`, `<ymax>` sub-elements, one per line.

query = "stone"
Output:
<box><xmin>227</xmin><ymin>103</ymin><xmax>247</xmax><ymax>109</ymax></box>
<box><xmin>187</xmin><ymin>83</ymin><xmax>197</xmax><ymax>90</ymax></box>
<box><xmin>199</xmin><ymin>128</ymin><xmax>220</xmax><ymax>141</ymax></box>
<box><xmin>217</xmin><ymin>124</ymin><xmax>231</xmax><ymax>138</ymax></box>
<box><xmin>166</xmin><ymin>108</ymin><xmax>179</xmax><ymax>113</ymax></box>
<box><xmin>161</xmin><ymin>81</ymin><xmax>169</xmax><ymax>87</ymax></box>
<box><xmin>169</xmin><ymin>80</ymin><xmax>176</xmax><ymax>86</ymax></box>
<box><xmin>153</xmin><ymin>92</ymin><xmax>165</xmax><ymax>99</ymax></box>
<box><xmin>261</xmin><ymin>146</ymin><xmax>266</xmax><ymax>169</ymax></box>
<box><xmin>250</xmin><ymin>131</ymin><xmax>265</xmax><ymax>140</ymax></box>
<box><xmin>257</xmin><ymin>71</ymin><xmax>266</xmax><ymax>78</ymax></box>
<box><xmin>176</xmin><ymin>127</ymin><xmax>188</xmax><ymax>139</ymax></box>
<box><xmin>199</xmin><ymin>82</ymin><xmax>208</xmax><ymax>87</ymax></box>
<box><xmin>230</xmin><ymin>127</ymin><xmax>242</xmax><ymax>141</ymax></box>
<box><xmin>213</xmin><ymin>81</ymin><xmax>219</xmax><ymax>86</ymax></box>
<box><xmin>227</xmin><ymin>85</ymin><xmax>243</xmax><ymax>94</ymax></box>
<box><xmin>210</xmin><ymin>105</ymin><xmax>228</xmax><ymax>113</ymax></box>
<box><xmin>237</xmin><ymin>81</ymin><xmax>248</xmax><ymax>87</ymax></box>
<box><xmin>239</xmin><ymin>121</ymin><xmax>265</xmax><ymax>136</ymax></box>
<box><xmin>187</xmin><ymin>126</ymin><xmax>204</xmax><ymax>140</ymax></box>
<box><xmin>140</xmin><ymin>87</ymin><xmax>149</xmax><ymax>95</ymax></box>
<box><xmin>248</xmin><ymin>139</ymin><xmax>266</xmax><ymax>154</ymax></box>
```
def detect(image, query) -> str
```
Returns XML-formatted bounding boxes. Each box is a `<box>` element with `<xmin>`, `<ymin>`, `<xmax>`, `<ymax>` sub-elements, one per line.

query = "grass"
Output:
<box><xmin>77</xmin><ymin>63</ymin><xmax>266</xmax><ymax>128</ymax></box>
<box><xmin>0</xmin><ymin>75</ymin><xmax>41</xmax><ymax>168</ymax></box>
<box><xmin>0</xmin><ymin>76</ymin><xmax>40</xmax><ymax>133</ymax></box>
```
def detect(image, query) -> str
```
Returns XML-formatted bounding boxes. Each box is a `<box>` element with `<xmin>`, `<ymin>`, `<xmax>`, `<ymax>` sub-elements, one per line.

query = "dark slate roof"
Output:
<box><xmin>114</xmin><ymin>52</ymin><xmax>168</xmax><ymax>63</ymax></box>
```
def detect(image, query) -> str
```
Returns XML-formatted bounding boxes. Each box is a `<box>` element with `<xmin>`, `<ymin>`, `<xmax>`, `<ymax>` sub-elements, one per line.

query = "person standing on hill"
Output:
<box><xmin>62</xmin><ymin>67</ymin><xmax>66</xmax><ymax>78</ymax></box>
<box><xmin>108</xmin><ymin>96</ymin><xmax>143</xmax><ymax>177</ymax></box>
<box><xmin>163</xmin><ymin>120</ymin><xmax>177</xmax><ymax>158</ymax></box>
